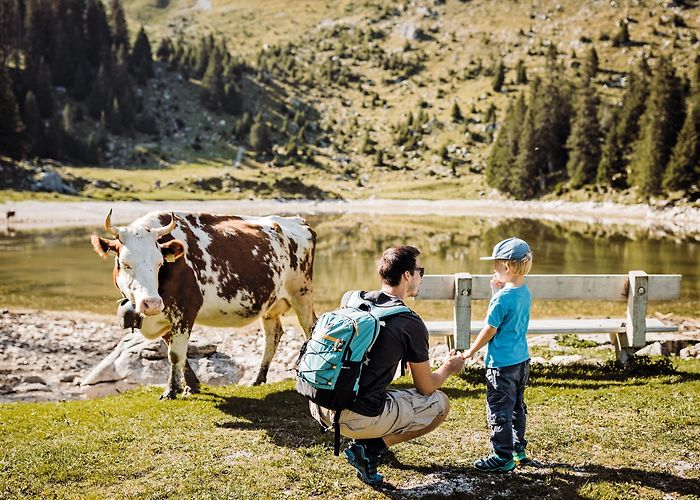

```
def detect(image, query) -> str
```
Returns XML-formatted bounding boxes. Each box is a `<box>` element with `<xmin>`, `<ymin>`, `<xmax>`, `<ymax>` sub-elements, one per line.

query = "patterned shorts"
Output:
<box><xmin>310</xmin><ymin>388</ymin><xmax>449</xmax><ymax>439</ymax></box>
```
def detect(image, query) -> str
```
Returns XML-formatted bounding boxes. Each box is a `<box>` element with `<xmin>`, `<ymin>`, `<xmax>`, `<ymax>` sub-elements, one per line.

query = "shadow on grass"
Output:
<box><xmin>458</xmin><ymin>360</ymin><xmax>700</xmax><ymax>390</ymax></box>
<box><xmin>207</xmin><ymin>385</ymin><xmax>479</xmax><ymax>451</ymax></box>
<box><xmin>379</xmin><ymin>460</ymin><xmax>699</xmax><ymax>499</ymax></box>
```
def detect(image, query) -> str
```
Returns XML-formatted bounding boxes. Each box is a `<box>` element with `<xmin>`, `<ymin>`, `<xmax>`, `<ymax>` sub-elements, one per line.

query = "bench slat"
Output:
<box><xmin>416</xmin><ymin>274</ymin><xmax>682</xmax><ymax>301</ymax></box>
<box><xmin>424</xmin><ymin>317</ymin><xmax>678</xmax><ymax>336</ymax></box>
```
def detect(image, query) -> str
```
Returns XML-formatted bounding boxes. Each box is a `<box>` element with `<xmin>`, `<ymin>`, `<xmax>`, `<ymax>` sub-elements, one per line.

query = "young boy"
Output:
<box><xmin>463</xmin><ymin>237</ymin><xmax>533</xmax><ymax>473</ymax></box>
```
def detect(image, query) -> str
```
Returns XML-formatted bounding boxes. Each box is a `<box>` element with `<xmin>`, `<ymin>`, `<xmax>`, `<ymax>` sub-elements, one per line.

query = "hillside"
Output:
<box><xmin>1</xmin><ymin>0</ymin><xmax>699</xmax><ymax>202</ymax></box>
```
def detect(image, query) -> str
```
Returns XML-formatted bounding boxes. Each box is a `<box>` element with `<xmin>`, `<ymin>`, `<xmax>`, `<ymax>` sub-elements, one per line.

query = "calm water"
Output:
<box><xmin>0</xmin><ymin>214</ymin><xmax>698</xmax><ymax>319</ymax></box>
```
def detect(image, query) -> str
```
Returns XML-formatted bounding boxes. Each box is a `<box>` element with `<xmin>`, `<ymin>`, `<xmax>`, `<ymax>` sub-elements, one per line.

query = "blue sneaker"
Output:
<box><xmin>474</xmin><ymin>453</ymin><xmax>516</xmax><ymax>473</ymax></box>
<box><xmin>343</xmin><ymin>443</ymin><xmax>384</xmax><ymax>485</ymax></box>
<box><xmin>513</xmin><ymin>446</ymin><xmax>528</xmax><ymax>465</ymax></box>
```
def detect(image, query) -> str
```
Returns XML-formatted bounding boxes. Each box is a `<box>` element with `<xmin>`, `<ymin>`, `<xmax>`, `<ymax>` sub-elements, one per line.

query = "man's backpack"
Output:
<box><xmin>295</xmin><ymin>290</ymin><xmax>411</xmax><ymax>455</ymax></box>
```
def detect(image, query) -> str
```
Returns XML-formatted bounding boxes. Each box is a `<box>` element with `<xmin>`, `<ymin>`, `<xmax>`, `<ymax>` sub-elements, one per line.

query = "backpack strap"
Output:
<box><xmin>333</xmin><ymin>411</ymin><xmax>341</xmax><ymax>456</ymax></box>
<box><xmin>344</xmin><ymin>290</ymin><xmax>411</xmax><ymax>320</ymax></box>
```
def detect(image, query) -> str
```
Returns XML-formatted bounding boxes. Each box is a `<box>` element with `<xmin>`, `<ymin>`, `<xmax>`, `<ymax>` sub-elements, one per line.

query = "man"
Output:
<box><xmin>310</xmin><ymin>245</ymin><xmax>466</xmax><ymax>485</ymax></box>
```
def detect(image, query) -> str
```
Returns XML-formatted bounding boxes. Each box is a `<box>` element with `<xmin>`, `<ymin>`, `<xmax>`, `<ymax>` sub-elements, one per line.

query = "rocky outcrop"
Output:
<box><xmin>80</xmin><ymin>331</ymin><xmax>242</xmax><ymax>398</ymax></box>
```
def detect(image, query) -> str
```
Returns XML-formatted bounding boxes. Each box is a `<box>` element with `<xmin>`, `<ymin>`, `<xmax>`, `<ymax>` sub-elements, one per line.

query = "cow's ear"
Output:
<box><xmin>161</xmin><ymin>239</ymin><xmax>185</xmax><ymax>263</ymax></box>
<box><xmin>91</xmin><ymin>235</ymin><xmax>121</xmax><ymax>258</ymax></box>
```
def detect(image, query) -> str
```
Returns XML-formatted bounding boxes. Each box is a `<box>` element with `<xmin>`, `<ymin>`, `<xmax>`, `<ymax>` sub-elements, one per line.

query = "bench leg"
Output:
<box><xmin>609</xmin><ymin>332</ymin><xmax>636</xmax><ymax>367</ymax></box>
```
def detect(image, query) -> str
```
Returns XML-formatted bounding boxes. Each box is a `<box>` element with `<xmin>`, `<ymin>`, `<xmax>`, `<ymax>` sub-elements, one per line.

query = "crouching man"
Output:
<box><xmin>309</xmin><ymin>245</ymin><xmax>466</xmax><ymax>485</ymax></box>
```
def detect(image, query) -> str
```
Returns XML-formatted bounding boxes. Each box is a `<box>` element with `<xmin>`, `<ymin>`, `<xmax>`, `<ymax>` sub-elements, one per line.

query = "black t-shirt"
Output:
<box><xmin>348</xmin><ymin>291</ymin><xmax>430</xmax><ymax>417</ymax></box>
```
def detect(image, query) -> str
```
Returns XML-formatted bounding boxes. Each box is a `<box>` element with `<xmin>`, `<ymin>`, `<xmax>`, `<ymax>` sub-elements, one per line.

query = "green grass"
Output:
<box><xmin>2</xmin><ymin>360</ymin><xmax>699</xmax><ymax>498</ymax></box>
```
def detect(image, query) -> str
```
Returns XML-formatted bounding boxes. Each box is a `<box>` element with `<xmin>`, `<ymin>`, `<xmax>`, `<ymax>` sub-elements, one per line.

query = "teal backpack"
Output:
<box><xmin>295</xmin><ymin>291</ymin><xmax>411</xmax><ymax>455</ymax></box>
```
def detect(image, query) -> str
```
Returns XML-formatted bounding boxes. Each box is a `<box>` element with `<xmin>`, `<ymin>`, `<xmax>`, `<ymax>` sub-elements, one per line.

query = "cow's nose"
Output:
<box><xmin>140</xmin><ymin>297</ymin><xmax>164</xmax><ymax>315</ymax></box>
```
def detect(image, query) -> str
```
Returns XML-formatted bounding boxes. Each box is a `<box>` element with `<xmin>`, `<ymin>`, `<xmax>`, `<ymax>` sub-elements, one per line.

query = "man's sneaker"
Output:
<box><xmin>513</xmin><ymin>447</ymin><xmax>528</xmax><ymax>465</ymax></box>
<box><xmin>474</xmin><ymin>453</ymin><xmax>516</xmax><ymax>473</ymax></box>
<box><xmin>343</xmin><ymin>443</ymin><xmax>384</xmax><ymax>485</ymax></box>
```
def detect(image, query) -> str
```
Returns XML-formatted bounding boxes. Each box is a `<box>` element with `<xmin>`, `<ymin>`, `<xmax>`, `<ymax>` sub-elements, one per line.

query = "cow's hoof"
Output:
<box><xmin>160</xmin><ymin>390</ymin><xmax>177</xmax><ymax>400</ymax></box>
<box><xmin>181</xmin><ymin>386</ymin><xmax>192</xmax><ymax>397</ymax></box>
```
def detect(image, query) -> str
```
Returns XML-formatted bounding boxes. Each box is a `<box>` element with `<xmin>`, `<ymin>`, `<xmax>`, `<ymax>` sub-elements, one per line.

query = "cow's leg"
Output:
<box><xmin>161</xmin><ymin>329</ymin><xmax>191</xmax><ymax>399</ymax></box>
<box><xmin>288</xmin><ymin>291</ymin><xmax>316</xmax><ymax>339</ymax></box>
<box><xmin>254</xmin><ymin>299</ymin><xmax>291</xmax><ymax>385</ymax></box>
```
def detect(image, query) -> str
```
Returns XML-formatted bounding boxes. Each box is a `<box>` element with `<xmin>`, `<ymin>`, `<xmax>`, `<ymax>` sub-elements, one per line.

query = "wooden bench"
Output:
<box><xmin>415</xmin><ymin>271</ymin><xmax>682</xmax><ymax>363</ymax></box>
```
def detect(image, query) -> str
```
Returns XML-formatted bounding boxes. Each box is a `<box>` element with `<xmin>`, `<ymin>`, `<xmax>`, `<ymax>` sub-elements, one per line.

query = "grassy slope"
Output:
<box><xmin>5</xmin><ymin>0</ymin><xmax>696</xmax><ymax>203</ymax></box>
<box><xmin>1</xmin><ymin>360</ymin><xmax>699</xmax><ymax>498</ymax></box>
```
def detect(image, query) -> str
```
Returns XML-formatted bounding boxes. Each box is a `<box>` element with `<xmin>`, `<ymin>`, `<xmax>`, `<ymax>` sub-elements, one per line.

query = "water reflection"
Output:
<box><xmin>0</xmin><ymin>214</ymin><xmax>697</xmax><ymax>317</ymax></box>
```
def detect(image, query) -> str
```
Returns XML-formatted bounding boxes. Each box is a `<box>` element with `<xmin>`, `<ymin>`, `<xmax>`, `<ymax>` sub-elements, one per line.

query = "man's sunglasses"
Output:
<box><xmin>414</xmin><ymin>267</ymin><xmax>425</xmax><ymax>277</ymax></box>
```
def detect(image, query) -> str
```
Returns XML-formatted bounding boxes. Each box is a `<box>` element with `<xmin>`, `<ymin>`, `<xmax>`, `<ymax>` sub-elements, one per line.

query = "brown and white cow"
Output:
<box><xmin>90</xmin><ymin>209</ymin><xmax>316</xmax><ymax>399</ymax></box>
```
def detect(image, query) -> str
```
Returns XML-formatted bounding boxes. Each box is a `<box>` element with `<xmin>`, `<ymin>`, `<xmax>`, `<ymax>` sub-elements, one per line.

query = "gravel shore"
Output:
<box><xmin>2</xmin><ymin>199</ymin><xmax>700</xmax><ymax>236</ymax></box>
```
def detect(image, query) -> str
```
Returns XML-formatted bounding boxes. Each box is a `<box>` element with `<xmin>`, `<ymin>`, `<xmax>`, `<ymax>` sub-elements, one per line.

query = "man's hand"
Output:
<box><xmin>442</xmin><ymin>349</ymin><xmax>466</xmax><ymax>375</ymax></box>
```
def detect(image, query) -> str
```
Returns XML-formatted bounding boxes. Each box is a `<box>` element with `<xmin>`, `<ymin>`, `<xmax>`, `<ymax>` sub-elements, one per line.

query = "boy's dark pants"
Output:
<box><xmin>485</xmin><ymin>359</ymin><xmax>530</xmax><ymax>459</ymax></box>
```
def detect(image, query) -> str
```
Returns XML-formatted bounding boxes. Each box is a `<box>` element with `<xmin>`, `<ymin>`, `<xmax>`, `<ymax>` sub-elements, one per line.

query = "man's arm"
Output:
<box><xmin>463</xmin><ymin>324</ymin><xmax>498</xmax><ymax>359</ymax></box>
<box><xmin>409</xmin><ymin>352</ymin><xmax>465</xmax><ymax>396</ymax></box>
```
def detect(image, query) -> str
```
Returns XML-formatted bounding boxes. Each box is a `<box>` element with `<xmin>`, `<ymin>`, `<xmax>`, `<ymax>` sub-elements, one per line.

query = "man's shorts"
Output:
<box><xmin>310</xmin><ymin>388</ymin><xmax>449</xmax><ymax>440</ymax></box>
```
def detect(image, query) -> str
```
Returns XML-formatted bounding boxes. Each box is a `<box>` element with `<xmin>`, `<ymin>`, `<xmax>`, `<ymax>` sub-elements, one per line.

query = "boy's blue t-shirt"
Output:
<box><xmin>485</xmin><ymin>284</ymin><xmax>531</xmax><ymax>368</ymax></box>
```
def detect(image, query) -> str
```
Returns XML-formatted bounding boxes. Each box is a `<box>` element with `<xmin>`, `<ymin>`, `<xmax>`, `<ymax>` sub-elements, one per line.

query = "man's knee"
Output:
<box><xmin>435</xmin><ymin>390</ymin><xmax>451</xmax><ymax>421</ymax></box>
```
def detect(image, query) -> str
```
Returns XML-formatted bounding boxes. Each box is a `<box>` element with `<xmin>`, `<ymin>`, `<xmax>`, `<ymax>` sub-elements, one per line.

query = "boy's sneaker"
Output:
<box><xmin>343</xmin><ymin>443</ymin><xmax>384</xmax><ymax>485</ymax></box>
<box><xmin>513</xmin><ymin>447</ymin><xmax>528</xmax><ymax>465</ymax></box>
<box><xmin>474</xmin><ymin>453</ymin><xmax>516</xmax><ymax>473</ymax></box>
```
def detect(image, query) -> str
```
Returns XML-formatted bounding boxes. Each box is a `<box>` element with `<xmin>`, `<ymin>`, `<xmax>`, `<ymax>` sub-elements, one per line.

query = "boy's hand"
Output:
<box><xmin>443</xmin><ymin>350</ymin><xmax>466</xmax><ymax>374</ymax></box>
<box><xmin>490</xmin><ymin>274</ymin><xmax>505</xmax><ymax>292</ymax></box>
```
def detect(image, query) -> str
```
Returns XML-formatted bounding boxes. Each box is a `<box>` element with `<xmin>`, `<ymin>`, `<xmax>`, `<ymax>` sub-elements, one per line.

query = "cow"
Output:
<box><xmin>90</xmin><ymin>209</ymin><xmax>316</xmax><ymax>399</ymax></box>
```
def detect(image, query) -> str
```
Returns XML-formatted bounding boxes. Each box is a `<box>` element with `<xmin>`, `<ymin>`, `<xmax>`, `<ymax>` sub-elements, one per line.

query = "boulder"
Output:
<box><xmin>548</xmin><ymin>355</ymin><xmax>584</xmax><ymax>366</ymax></box>
<box><xmin>80</xmin><ymin>331</ymin><xmax>243</xmax><ymax>398</ymax></box>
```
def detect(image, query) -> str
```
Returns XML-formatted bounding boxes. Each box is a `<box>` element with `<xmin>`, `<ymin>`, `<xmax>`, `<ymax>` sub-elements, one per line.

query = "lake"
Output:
<box><xmin>0</xmin><ymin>213</ymin><xmax>697</xmax><ymax>320</ymax></box>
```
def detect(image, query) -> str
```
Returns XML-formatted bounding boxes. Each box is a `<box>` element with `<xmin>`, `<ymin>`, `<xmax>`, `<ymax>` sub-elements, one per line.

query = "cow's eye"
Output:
<box><xmin>123</xmin><ymin>263</ymin><xmax>132</xmax><ymax>270</ymax></box>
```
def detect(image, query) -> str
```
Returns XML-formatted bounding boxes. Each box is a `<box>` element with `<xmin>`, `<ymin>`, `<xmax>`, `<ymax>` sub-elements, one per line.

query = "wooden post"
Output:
<box><xmin>627</xmin><ymin>270</ymin><xmax>649</xmax><ymax>348</ymax></box>
<box><xmin>611</xmin><ymin>270</ymin><xmax>648</xmax><ymax>364</ymax></box>
<box><xmin>454</xmin><ymin>273</ymin><xmax>472</xmax><ymax>351</ymax></box>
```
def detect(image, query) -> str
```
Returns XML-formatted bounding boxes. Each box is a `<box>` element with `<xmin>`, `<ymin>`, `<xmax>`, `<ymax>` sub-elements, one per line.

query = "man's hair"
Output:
<box><xmin>497</xmin><ymin>253</ymin><xmax>533</xmax><ymax>276</ymax></box>
<box><xmin>377</xmin><ymin>246</ymin><xmax>421</xmax><ymax>286</ymax></box>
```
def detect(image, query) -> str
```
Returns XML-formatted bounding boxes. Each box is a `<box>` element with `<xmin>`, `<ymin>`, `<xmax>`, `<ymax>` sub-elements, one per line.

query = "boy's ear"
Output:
<box><xmin>161</xmin><ymin>239</ymin><xmax>185</xmax><ymax>263</ymax></box>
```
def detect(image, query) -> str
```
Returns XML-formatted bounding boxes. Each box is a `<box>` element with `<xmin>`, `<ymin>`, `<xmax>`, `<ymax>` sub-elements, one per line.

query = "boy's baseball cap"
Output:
<box><xmin>480</xmin><ymin>237</ymin><xmax>532</xmax><ymax>261</ymax></box>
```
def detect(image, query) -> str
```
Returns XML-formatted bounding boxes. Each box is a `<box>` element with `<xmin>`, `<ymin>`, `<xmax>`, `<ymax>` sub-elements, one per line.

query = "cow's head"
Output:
<box><xmin>91</xmin><ymin>210</ymin><xmax>185</xmax><ymax>316</ymax></box>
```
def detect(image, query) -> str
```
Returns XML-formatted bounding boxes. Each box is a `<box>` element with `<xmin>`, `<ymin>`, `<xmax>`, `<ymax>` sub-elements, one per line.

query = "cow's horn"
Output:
<box><xmin>104</xmin><ymin>209</ymin><xmax>120</xmax><ymax>238</ymax></box>
<box><xmin>154</xmin><ymin>213</ymin><xmax>176</xmax><ymax>237</ymax></box>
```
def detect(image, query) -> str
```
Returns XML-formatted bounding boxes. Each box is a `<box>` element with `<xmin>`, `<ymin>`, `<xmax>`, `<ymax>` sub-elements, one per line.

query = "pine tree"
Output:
<box><xmin>109</xmin><ymin>0</ymin><xmax>129</xmax><ymax>53</ymax></box>
<box><xmin>616</xmin><ymin>58</ymin><xmax>651</xmax><ymax>152</ymax></box>
<box><xmin>612</xmin><ymin>20</ymin><xmax>630</xmax><ymax>47</ymax></box>
<box><xmin>515</xmin><ymin>59</ymin><xmax>527</xmax><ymax>84</ymax></box>
<box><xmin>50</xmin><ymin>19</ymin><xmax>75</xmax><ymax>88</ymax></box>
<box><xmin>566</xmin><ymin>82</ymin><xmax>602</xmax><ymax>188</ymax></box>
<box><xmin>201</xmin><ymin>47</ymin><xmax>224</xmax><ymax>110</ymax></box>
<box><xmin>451</xmin><ymin>101</ymin><xmax>462</xmax><ymax>122</ymax></box>
<box><xmin>631</xmin><ymin>55</ymin><xmax>685</xmax><ymax>197</ymax></box>
<box><xmin>597</xmin><ymin>112</ymin><xmax>626</xmax><ymax>187</ymax></box>
<box><xmin>130</xmin><ymin>26</ymin><xmax>154</xmax><ymax>84</ymax></box>
<box><xmin>34</xmin><ymin>58</ymin><xmax>55</xmax><ymax>119</ymax></box>
<box><xmin>487</xmin><ymin>93</ymin><xmax>526</xmax><ymax>195</ymax></box>
<box><xmin>0</xmin><ymin>0</ymin><xmax>20</xmax><ymax>64</ymax></box>
<box><xmin>0</xmin><ymin>64</ymin><xmax>27</xmax><ymax>159</ymax></box>
<box><xmin>492</xmin><ymin>60</ymin><xmax>505</xmax><ymax>92</ymax></box>
<box><xmin>23</xmin><ymin>91</ymin><xmax>44</xmax><ymax>157</ymax></box>
<box><xmin>663</xmin><ymin>94</ymin><xmax>700</xmax><ymax>193</ymax></box>
<box><xmin>70</xmin><ymin>64</ymin><xmax>89</xmax><ymax>101</ymax></box>
<box><xmin>582</xmin><ymin>46</ymin><xmax>599</xmax><ymax>81</ymax></box>
<box><xmin>85</xmin><ymin>0</ymin><xmax>112</xmax><ymax>68</ymax></box>
<box><xmin>249</xmin><ymin>113</ymin><xmax>271</xmax><ymax>154</ymax></box>
<box><xmin>513</xmin><ymin>88</ymin><xmax>543</xmax><ymax>199</ymax></box>
<box><xmin>45</xmin><ymin>115</ymin><xmax>64</xmax><ymax>160</ymax></box>
<box><xmin>156</xmin><ymin>37</ymin><xmax>173</xmax><ymax>62</ymax></box>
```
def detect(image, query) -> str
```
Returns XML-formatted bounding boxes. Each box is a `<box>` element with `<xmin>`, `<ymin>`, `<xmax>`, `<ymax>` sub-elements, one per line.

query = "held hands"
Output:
<box><xmin>444</xmin><ymin>349</ymin><xmax>466</xmax><ymax>374</ymax></box>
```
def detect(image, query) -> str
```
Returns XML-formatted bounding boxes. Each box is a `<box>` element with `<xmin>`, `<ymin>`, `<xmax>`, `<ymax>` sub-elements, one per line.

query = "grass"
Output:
<box><xmin>2</xmin><ymin>359</ymin><xmax>699</xmax><ymax>498</ymax></box>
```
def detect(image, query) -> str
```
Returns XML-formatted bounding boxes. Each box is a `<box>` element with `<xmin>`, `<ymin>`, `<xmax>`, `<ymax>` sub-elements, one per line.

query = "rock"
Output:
<box><xmin>15</xmin><ymin>382</ymin><xmax>51</xmax><ymax>393</ymax></box>
<box><xmin>549</xmin><ymin>355</ymin><xmax>584</xmax><ymax>366</ymax></box>
<box><xmin>635</xmin><ymin>342</ymin><xmax>666</xmax><ymax>356</ymax></box>
<box><xmin>22</xmin><ymin>375</ymin><xmax>47</xmax><ymax>384</ymax></box>
<box><xmin>679</xmin><ymin>343</ymin><xmax>700</xmax><ymax>359</ymax></box>
<box><xmin>530</xmin><ymin>357</ymin><xmax>547</xmax><ymax>365</ymax></box>
<box><xmin>80</xmin><ymin>330</ymin><xmax>243</xmax><ymax>397</ymax></box>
